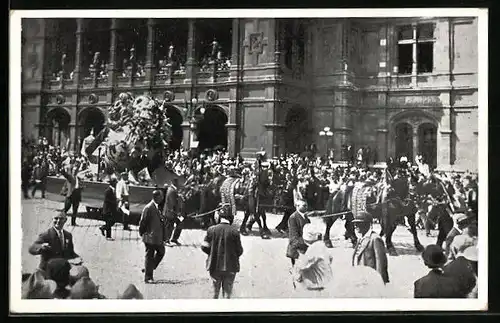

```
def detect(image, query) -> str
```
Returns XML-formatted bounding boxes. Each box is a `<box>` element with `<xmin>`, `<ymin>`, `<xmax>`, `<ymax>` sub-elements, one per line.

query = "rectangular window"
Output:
<box><xmin>398</xmin><ymin>25</ymin><xmax>413</xmax><ymax>40</ymax></box>
<box><xmin>398</xmin><ymin>43</ymin><xmax>413</xmax><ymax>74</ymax></box>
<box><xmin>417</xmin><ymin>23</ymin><xmax>434</xmax><ymax>40</ymax></box>
<box><xmin>417</xmin><ymin>42</ymin><xmax>433</xmax><ymax>73</ymax></box>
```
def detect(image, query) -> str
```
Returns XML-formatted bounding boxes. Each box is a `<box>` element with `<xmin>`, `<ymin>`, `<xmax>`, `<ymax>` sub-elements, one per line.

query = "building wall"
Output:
<box><xmin>20</xmin><ymin>17</ymin><xmax>478</xmax><ymax>171</ymax></box>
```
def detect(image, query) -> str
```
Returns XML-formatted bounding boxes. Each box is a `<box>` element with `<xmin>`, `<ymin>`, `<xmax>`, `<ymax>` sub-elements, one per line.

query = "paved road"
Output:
<box><xmin>21</xmin><ymin>193</ymin><xmax>438</xmax><ymax>299</ymax></box>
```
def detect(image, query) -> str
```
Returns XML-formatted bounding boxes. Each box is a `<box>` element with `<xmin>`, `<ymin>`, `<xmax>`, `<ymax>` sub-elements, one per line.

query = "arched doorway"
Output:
<box><xmin>395</xmin><ymin>122</ymin><xmax>413</xmax><ymax>160</ymax></box>
<box><xmin>418</xmin><ymin>123</ymin><xmax>437</xmax><ymax>168</ymax></box>
<box><xmin>285</xmin><ymin>107</ymin><xmax>309</xmax><ymax>153</ymax></box>
<box><xmin>46</xmin><ymin>108</ymin><xmax>71</xmax><ymax>147</ymax></box>
<box><xmin>78</xmin><ymin>107</ymin><xmax>106</xmax><ymax>139</ymax></box>
<box><xmin>165</xmin><ymin>105</ymin><xmax>183</xmax><ymax>151</ymax></box>
<box><xmin>196</xmin><ymin>105</ymin><xmax>228</xmax><ymax>150</ymax></box>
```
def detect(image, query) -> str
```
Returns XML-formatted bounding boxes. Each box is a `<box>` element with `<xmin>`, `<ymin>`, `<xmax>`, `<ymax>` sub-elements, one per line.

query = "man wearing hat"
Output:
<box><xmin>116</xmin><ymin>172</ymin><xmax>131</xmax><ymax>231</ymax></box>
<box><xmin>45</xmin><ymin>258</ymin><xmax>72</xmax><ymax>299</ymax></box>
<box><xmin>201</xmin><ymin>203</ymin><xmax>244</xmax><ymax>299</ymax></box>
<box><xmin>139</xmin><ymin>189</ymin><xmax>166</xmax><ymax>283</ymax></box>
<box><xmin>444</xmin><ymin>213</ymin><xmax>474</xmax><ymax>257</ymax></box>
<box><xmin>100</xmin><ymin>175</ymin><xmax>119</xmax><ymax>240</ymax></box>
<box><xmin>414</xmin><ymin>244</ymin><xmax>461</xmax><ymax>298</ymax></box>
<box><xmin>163</xmin><ymin>177</ymin><xmax>182</xmax><ymax>246</ymax></box>
<box><xmin>29</xmin><ymin>211</ymin><xmax>82</xmax><ymax>271</ymax></box>
<box><xmin>118</xmin><ymin>284</ymin><xmax>144</xmax><ymax>299</ymax></box>
<box><xmin>292</xmin><ymin>223</ymin><xmax>333</xmax><ymax>292</ymax></box>
<box><xmin>352</xmin><ymin>211</ymin><xmax>389</xmax><ymax>284</ymax></box>
<box><xmin>443</xmin><ymin>245</ymin><xmax>478</xmax><ymax>298</ymax></box>
<box><xmin>69</xmin><ymin>277</ymin><xmax>104</xmax><ymax>299</ymax></box>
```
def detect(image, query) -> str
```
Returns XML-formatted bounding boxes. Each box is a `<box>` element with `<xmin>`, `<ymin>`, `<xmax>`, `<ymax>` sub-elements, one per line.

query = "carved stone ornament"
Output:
<box><xmin>249</xmin><ymin>33</ymin><xmax>264</xmax><ymax>54</ymax></box>
<box><xmin>163</xmin><ymin>90</ymin><xmax>175</xmax><ymax>102</ymax></box>
<box><xmin>56</xmin><ymin>94</ymin><xmax>65</xmax><ymax>105</ymax></box>
<box><xmin>89</xmin><ymin>93</ymin><xmax>98</xmax><ymax>104</ymax></box>
<box><xmin>206</xmin><ymin>89</ymin><xmax>218</xmax><ymax>102</ymax></box>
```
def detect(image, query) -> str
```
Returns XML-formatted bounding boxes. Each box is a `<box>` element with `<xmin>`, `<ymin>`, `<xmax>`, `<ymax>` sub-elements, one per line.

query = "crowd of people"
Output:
<box><xmin>22</xmin><ymin>136</ymin><xmax>479</xmax><ymax>299</ymax></box>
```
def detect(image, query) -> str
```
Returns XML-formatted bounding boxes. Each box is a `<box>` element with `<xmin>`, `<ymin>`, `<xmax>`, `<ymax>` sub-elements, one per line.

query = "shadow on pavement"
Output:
<box><xmin>389</xmin><ymin>241</ymin><xmax>424</xmax><ymax>257</ymax></box>
<box><xmin>152</xmin><ymin>278</ymin><xmax>210</xmax><ymax>285</ymax></box>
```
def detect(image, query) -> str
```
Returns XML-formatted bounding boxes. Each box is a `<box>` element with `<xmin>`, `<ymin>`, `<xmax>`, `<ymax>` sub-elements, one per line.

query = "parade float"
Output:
<box><xmin>46</xmin><ymin>92</ymin><xmax>186</xmax><ymax>224</ymax></box>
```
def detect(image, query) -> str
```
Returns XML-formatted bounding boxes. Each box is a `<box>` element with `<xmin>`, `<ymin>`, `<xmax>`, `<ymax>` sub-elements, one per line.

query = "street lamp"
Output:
<box><xmin>319</xmin><ymin>126</ymin><xmax>334</xmax><ymax>158</ymax></box>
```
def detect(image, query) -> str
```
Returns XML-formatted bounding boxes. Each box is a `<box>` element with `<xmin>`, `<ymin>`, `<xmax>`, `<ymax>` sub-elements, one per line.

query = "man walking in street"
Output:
<box><xmin>163</xmin><ymin>178</ymin><xmax>182</xmax><ymax>246</ymax></box>
<box><xmin>116</xmin><ymin>172</ymin><xmax>131</xmax><ymax>231</ymax></box>
<box><xmin>352</xmin><ymin>211</ymin><xmax>389</xmax><ymax>284</ymax></box>
<box><xmin>61</xmin><ymin>161</ymin><xmax>84</xmax><ymax>226</ymax></box>
<box><xmin>139</xmin><ymin>190</ymin><xmax>166</xmax><ymax>284</ymax></box>
<box><xmin>100</xmin><ymin>176</ymin><xmax>118</xmax><ymax>240</ymax></box>
<box><xmin>31</xmin><ymin>156</ymin><xmax>49</xmax><ymax>198</ymax></box>
<box><xmin>201</xmin><ymin>204</ymin><xmax>244</xmax><ymax>299</ymax></box>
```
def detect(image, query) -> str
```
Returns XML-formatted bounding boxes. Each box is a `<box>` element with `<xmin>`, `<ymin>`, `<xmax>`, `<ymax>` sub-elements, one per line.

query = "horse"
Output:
<box><xmin>367</xmin><ymin>176</ymin><xmax>424</xmax><ymax>256</ymax></box>
<box><xmin>238</xmin><ymin>167</ymin><xmax>273</xmax><ymax>239</ymax></box>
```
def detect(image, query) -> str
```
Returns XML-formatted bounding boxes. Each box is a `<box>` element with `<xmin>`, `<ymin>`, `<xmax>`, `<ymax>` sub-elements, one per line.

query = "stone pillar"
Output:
<box><xmin>230</xmin><ymin>18</ymin><xmax>241</xmax><ymax>81</ymax></box>
<box><xmin>437</xmin><ymin>92</ymin><xmax>453</xmax><ymax>171</ymax></box>
<box><xmin>145</xmin><ymin>18</ymin><xmax>156</xmax><ymax>87</ymax></box>
<box><xmin>68</xmin><ymin>123</ymin><xmax>77</xmax><ymax>152</ymax></box>
<box><xmin>226</xmin><ymin>123</ymin><xmax>237</xmax><ymax>157</ymax></box>
<box><xmin>181</xmin><ymin>122</ymin><xmax>191</xmax><ymax>151</ymax></box>
<box><xmin>108</xmin><ymin>18</ymin><xmax>118</xmax><ymax>89</ymax></box>
<box><xmin>412</xmin><ymin>126</ymin><xmax>419</xmax><ymax>162</ymax></box>
<box><xmin>411</xmin><ymin>24</ymin><xmax>418</xmax><ymax>86</ymax></box>
<box><xmin>74</xmin><ymin>19</ymin><xmax>84</xmax><ymax>87</ymax></box>
<box><xmin>185</xmin><ymin>19</ymin><xmax>196</xmax><ymax>83</ymax></box>
<box><xmin>333</xmin><ymin>91</ymin><xmax>352</xmax><ymax>161</ymax></box>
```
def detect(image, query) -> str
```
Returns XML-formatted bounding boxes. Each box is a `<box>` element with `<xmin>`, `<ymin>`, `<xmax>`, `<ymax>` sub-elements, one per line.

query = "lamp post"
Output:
<box><xmin>319</xmin><ymin>126</ymin><xmax>333</xmax><ymax>159</ymax></box>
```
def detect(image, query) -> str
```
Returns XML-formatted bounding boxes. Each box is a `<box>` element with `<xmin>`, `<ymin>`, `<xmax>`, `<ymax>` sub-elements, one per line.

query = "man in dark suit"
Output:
<box><xmin>443</xmin><ymin>245</ymin><xmax>477</xmax><ymax>298</ymax></box>
<box><xmin>414</xmin><ymin>244</ymin><xmax>462</xmax><ymax>298</ymax></box>
<box><xmin>352</xmin><ymin>212</ymin><xmax>389</xmax><ymax>284</ymax></box>
<box><xmin>287</xmin><ymin>200</ymin><xmax>315</xmax><ymax>266</ymax></box>
<box><xmin>201</xmin><ymin>204</ymin><xmax>244</xmax><ymax>299</ymax></box>
<box><xmin>31</xmin><ymin>157</ymin><xmax>49</xmax><ymax>198</ymax></box>
<box><xmin>139</xmin><ymin>190</ymin><xmax>166</xmax><ymax>283</ymax></box>
<box><xmin>163</xmin><ymin>178</ymin><xmax>182</xmax><ymax>246</ymax></box>
<box><xmin>29</xmin><ymin>211</ymin><xmax>82</xmax><ymax>271</ymax></box>
<box><xmin>99</xmin><ymin>176</ymin><xmax>118</xmax><ymax>240</ymax></box>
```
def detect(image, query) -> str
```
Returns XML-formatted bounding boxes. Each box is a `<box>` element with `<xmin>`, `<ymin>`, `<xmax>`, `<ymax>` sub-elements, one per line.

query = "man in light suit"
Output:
<box><xmin>60</xmin><ymin>163</ymin><xmax>84</xmax><ymax>226</ymax></box>
<box><xmin>29</xmin><ymin>211</ymin><xmax>83</xmax><ymax>271</ymax></box>
<box><xmin>139</xmin><ymin>190</ymin><xmax>165</xmax><ymax>283</ymax></box>
<box><xmin>163</xmin><ymin>178</ymin><xmax>182</xmax><ymax>246</ymax></box>
<box><xmin>352</xmin><ymin>211</ymin><xmax>389</xmax><ymax>284</ymax></box>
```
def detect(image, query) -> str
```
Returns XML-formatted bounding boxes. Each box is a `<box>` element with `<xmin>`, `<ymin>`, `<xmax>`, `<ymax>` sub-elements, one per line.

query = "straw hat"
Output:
<box><xmin>462</xmin><ymin>246</ymin><xmax>478</xmax><ymax>262</ymax></box>
<box><xmin>69</xmin><ymin>265</ymin><xmax>90</xmax><ymax>286</ymax></box>
<box><xmin>118</xmin><ymin>284</ymin><xmax>144</xmax><ymax>299</ymax></box>
<box><xmin>22</xmin><ymin>271</ymin><xmax>57</xmax><ymax>299</ymax></box>
<box><xmin>69</xmin><ymin>277</ymin><xmax>100</xmax><ymax>299</ymax></box>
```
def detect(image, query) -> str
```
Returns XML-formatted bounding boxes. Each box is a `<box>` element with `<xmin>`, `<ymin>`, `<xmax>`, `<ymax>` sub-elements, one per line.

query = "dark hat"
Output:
<box><xmin>46</xmin><ymin>258</ymin><xmax>71</xmax><ymax>287</ymax></box>
<box><xmin>422</xmin><ymin>244</ymin><xmax>447</xmax><ymax>268</ymax></box>
<box><xmin>69</xmin><ymin>277</ymin><xmax>100</xmax><ymax>299</ymax></box>
<box><xmin>118</xmin><ymin>284</ymin><xmax>144</xmax><ymax>299</ymax></box>
<box><xmin>352</xmin><ymin>211</ymin><xmax>373</xmax><ymax>224</ymax></box>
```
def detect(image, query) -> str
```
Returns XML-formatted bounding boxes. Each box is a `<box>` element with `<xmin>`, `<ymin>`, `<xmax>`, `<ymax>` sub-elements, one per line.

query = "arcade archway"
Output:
<box><xmin>395</xmin><ymin>122</ymin><xmax>413</xmax><ymax>160</ymax></box>
<box><xmin>78</xmin><ymin>107</ymin><xmax>106</xmax><ymax>139</ymax></box>
<box><xmin>418</xmin><ymin>123</ymin><xmax>437</xmax><ymax>168</ymax></box>
<box><xmin>165</xmin><ymin>105</ymin><xmax>183</xmax><ymax>151</ymax></box>
<box><xmin>46</xmin><ymin>108</ymin><xmax>71</xmax><ymax>147</ymax></box>
<box><xmin>285</xmin><ymin>106</ymin><xmax>309</xmax><ymax>154</ymax></box>
<box><xmin>196</xmin><ymin>106</ymin><xmax>228</xmax><ymax>150</ymax></box>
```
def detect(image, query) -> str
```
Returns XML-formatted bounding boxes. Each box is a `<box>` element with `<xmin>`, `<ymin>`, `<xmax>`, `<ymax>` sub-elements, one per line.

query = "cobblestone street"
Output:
<box><xmin>22</xmin><ymin>194</ymin><xmax>438</xmax><ymax>299</ymax></box>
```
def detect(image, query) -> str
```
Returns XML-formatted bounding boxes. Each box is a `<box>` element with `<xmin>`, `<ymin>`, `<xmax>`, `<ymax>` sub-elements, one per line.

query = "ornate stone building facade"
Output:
<box><xmin>21</xmin><ymin>17</ymin><xmax>478</xmax><ymax>172</ymax></box>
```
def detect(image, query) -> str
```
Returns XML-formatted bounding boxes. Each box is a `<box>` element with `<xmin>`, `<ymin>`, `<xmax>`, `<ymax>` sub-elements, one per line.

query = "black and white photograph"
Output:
<box><xmin>10</xmin><ymin>8</ymin><xmax>488</xmax><ymax>312</ymax></box>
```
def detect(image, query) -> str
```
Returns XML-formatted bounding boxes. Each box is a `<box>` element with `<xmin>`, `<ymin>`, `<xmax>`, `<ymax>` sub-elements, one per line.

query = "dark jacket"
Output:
<box><xmin>102</xmin><ymin>186</ymin><xmax>118</xmax><ymax>217</ymax></box>
<box><xmin>414</xmin><ymin>269</ymin><xmax>462</xmax><ymax>298</ymax></box>
<box><xmin>28</xmin><ymin>227</ymin><xmax>80</xmax><ymax>271</ymax></box>
<box><xmin>286</xmin><ymin>211</ymin><xmax>310</xmax><ymax>259</ymax></box>
<box><xmin>443</xmin><ymin>256</ymin><xmax>477</xmax><ymax>297</ymax></box>
<box><xmin>352</xmin><ymin>231</ymin><xmax>390</xmax><ymax>283</ymax></box>
<box><xmin>202</xmin><ymin>222</ymin><xmax>243</xmax><ymax>273</ymax></box>
<box><xmin>139</xmin><ymin>201</ymin><xmax>164</xmax><ymax>246</ymax></box>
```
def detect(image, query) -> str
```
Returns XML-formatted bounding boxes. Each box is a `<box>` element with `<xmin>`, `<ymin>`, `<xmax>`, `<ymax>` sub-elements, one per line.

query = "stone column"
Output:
<box><xmin>412</xmin><ymin>125</ymin><xmax>419</xmax><ymax>162</ymax></box>
<box><xmin>68</xmin><ymin>123</ymin><xmax>77</xmax><ymax>152</ymax></box>
<box><xmin>229</xmin><ymin>18</ymin><xmax>241</xmax><ymax>81</ymax></box>
<box><xmin>185</xmin><ymin>19</ymin><xmax>197</xmax><ymax>83</ymax></box>
<box><xmin>411</xmin><ymin>24</ymin><xmax>418</xmax><ymax>86</ymax></box>
<box><xmin>181</xmin><ymin>122</ymin><xmax>191</xmax><ymax>150</ymax></box>
<box><xmin>107</xmin><ymin>18</ymin><xmax>118</xmax><ymax>89</ymax></box>
<box><xmin>333</xmin><ymin>91</ymin><xmax>352</xmax><ymax>161</ymax></box>
<box><xmin>74</xmin><ymin>19</ymin><xmax>84</xmax><ymax>87</ymax></box>
<box><xmin>145</xmin><ymin>18</ymin><xmax>156</xmax><ymax>87</ymax></box>
<box><xmin>226</xmin><ymin>123</ymin><xmax>237</xmax><ymax>157</ymax></box>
